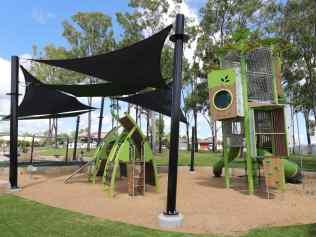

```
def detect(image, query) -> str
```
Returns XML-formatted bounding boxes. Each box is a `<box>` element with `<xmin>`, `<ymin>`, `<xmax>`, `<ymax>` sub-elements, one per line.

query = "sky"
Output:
<box><xmin>0</xmin><ymin>0</ymin><xmax>310</xmax><ymax>145</ymax></box>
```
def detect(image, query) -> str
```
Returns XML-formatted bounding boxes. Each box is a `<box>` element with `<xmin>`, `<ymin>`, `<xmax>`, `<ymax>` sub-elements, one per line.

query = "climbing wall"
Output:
<box><xmin>263</xmin><ymin>157</ymin><xmax>285</xmax><ymax>191</ymax></box>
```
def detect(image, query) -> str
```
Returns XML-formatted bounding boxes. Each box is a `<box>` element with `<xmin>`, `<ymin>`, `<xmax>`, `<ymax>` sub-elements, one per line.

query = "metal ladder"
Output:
<box><xmin>130</xmin><ymin>143</ymin><xmax>145</xmax><ymax>196</ymax></box>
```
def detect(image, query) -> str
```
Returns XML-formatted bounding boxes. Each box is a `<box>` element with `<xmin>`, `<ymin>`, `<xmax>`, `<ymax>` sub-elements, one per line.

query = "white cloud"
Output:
<box><xmin>31</xmin><ymin>8</ymin><xmax>55</xmax><ymax>25</ymax></box>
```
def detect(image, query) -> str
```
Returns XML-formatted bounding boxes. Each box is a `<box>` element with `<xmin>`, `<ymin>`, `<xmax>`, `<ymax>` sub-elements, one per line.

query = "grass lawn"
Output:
<box><xmin>35</xmin><ymin>148</ymin><xmax>316</xmax><ymax>171</ymax></box>
<box><xmin>36</xmin><ymin>147</ymin><xmax>96</xmax><ymax>159</ymax></box>
<box><xmin>0</xmin><ymin>195</ymin><xmax>315</xmax><ymax>237</ymax></box>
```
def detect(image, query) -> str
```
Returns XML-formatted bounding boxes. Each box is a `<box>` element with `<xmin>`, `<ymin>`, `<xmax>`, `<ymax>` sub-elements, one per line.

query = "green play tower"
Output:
<box><xmin>208</xmin><ymin>48</ymin><xmax>302</xmax><ymax>194</ymax></box>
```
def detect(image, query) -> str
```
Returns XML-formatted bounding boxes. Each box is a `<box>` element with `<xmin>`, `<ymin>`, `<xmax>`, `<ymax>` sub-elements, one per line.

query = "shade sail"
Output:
<box><xmin>4</xmin><ymin>67</ymin><xmax>94</xmax><ymax>120</ymax></box>
<box><xmin>41</xmin><ymin>83</ymin><xmax>146</xmax><ymax>97</ymax></box>
<box><xmin>33</xmin><ymin>25</ymin><xmax>172</xmax><ymax>88</ymax></box>
<box><xmin>117</xmin><ymin>85</ymin><xmax>187</xmax><ymax>124</ymax></box>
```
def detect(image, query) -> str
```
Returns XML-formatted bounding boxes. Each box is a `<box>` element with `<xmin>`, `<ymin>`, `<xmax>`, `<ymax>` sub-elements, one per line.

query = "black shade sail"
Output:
<box><xmin>41</xmin><ymin>82</ymin><xmax>146</xmax><ymax>97</ymax></box>
<box><xmin>4</xmin><ymin>67</ymin><xmax>95</xmax><ymax>120</ymax></box>
<box><xmin>117</xmin><ymin>85</ymin><xmax>187</xmax><ymax>124</ymax></box>
<box><xmin>33</xmin><ymin>25</ymin><xmax>172</xmax><ymax>88</ymax></box>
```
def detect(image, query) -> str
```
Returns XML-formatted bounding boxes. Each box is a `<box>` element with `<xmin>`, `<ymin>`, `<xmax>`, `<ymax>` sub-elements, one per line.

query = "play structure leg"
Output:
<box><xmin>241</xmin><ymin>56</ymin><xmax>255</xmax><ymax>195</ymax></box>
<box><xmin>223</xmin><ymin>145</ymin><xmax>230</xmax><ymax>188</ymax></box>
<box><xmin>109</xmin><ymin>160</ymin><xmax>119</xmax><ymax>197</ymax></box>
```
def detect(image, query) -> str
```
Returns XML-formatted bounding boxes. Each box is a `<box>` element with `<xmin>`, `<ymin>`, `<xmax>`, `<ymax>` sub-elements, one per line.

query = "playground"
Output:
<box><xmin>1</xmin><ymin>1</ymin><xmax>316</xmax><ymax>236</ymax></box>
<box><xmin>0</xmin><ymin>163</ymin><xmax>316</xmax><ymax>236</ymax></box>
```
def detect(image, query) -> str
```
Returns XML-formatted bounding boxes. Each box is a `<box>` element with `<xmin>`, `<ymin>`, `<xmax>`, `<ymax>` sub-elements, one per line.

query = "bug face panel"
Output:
<box><xmin>208</xmin><ymin>68</ymin><xmax>244</xmax><ymax>120</ymax></box>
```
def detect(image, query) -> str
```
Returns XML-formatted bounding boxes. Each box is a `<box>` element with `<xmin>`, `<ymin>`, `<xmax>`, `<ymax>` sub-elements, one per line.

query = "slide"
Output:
<box><xmin>213</xmin><ymin>147</ymin><xmax>240</xmax><ymax>177</ymax></box>
<box><xmin>283</xmin><ymin>159</ymin><xmax>302</xmax><ymax>184</ymax></box>
<box><xmin>213</xmin><ymin>148</ymin><xmax>302</xmax><ymax>184</ymax></box>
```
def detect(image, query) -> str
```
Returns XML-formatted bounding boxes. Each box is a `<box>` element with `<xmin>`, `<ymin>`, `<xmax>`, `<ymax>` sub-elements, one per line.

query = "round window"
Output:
<box><xmin>213</xmin><ymin>89</ymin><xmax>233</xmax><ymax>110</ymax></box>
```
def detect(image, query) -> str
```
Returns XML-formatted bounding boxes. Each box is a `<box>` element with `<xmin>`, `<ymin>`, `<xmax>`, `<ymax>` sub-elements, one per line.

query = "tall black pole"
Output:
<box><xmin>30</xmin><ymin>135</ymin><xmax>35</xmax><ymax>164</ymax></box>
<box><xmin>193</xmin><ymin>109</ymin><xmax>198</xmax><ymax>152</ymax></box>
<box><xmin>97</xmin><ymin>97</ymin><xmax>105</xmax><ymax>146</ymax></box>
<box><xmin>73</xmin><ymin>116</ymin><xmax>80</xmax><ymax>161</ymax></box>
<box><xmin>65</xmin><ymin>137</ymin><xmax>69</xmax><ymax>163</ymax></box>
<box><xmin>190</xmin><ymin>126</ymin><xmax>195</xmax><ymax>172</ymax></box>
<box><xmin>9</xmin><ymin>56</ymin><xmax>19</xmax><ymax>189</ymax></box>
<box><xmin>165</xmin><ymin>14</ymin><xmax>187</xmax><ymax>215</ymax></box>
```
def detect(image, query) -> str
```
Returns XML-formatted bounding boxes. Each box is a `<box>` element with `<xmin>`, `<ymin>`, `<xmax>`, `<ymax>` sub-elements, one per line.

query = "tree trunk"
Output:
<box><xmin>48</xmin><ymin>119</ymin><xmax>52</xmax><ymax>138</ymax></box>
<box><xmin>53</xmin><ymin>118</ymin><xmax>58</xmax><ymax>149</ymax></box>
<box><xmin>290</xmin><ymin>104</ymin><xmax>296</xmax><ymax>154</ymax></box>
<box><xmin>304</xmin><ymin>110</ymin><xmax>311</xmax><ymax>153</ymax></box>
<box><xmin>212</xmin><ymin>120</ymin><xmax>217</xmax><ymax>152</ymax></box>
<box><xmin>296</xmin><ymin>112</ymin><xmax>301</xmax><ymax>154</ymax></box>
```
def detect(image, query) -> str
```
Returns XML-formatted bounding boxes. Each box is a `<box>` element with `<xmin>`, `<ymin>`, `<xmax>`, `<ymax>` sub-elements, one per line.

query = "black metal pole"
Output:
<box><xmin>193</xmin><ymin>109</ymin><xmax>198</xmax><ymax>152</ymax></box>
<box><xmin>9</xmin><ymin>56</ymin><xmax>19</xmax><ymax>189</ymax></box>
<box><xmin>97</xmin><ymin>97</ymin><xmax>105</xmax><ymax>146</ymax></box>
<box><xmin>190</xmin><ymin>126</ymin><xmax>195</xmax><ymax>172</ymax></box>
<box><xmin>65</xmin><ymin>137</ymin><xmax>69</xmax><ymax>163</ymax></box>
<box><xmin>30</xmin><ymin>135</ymin><xmax>35</xmax><ymax>164</ymax></box>
<box><xmin>165</xmin><ymin>14</ymin><xmax>187</xmax><ymax>215</ymax></box>
<box><xmin>73</xmin><ymin>116</ymin><xmax>80</xmax><ymax>161</ymax></box>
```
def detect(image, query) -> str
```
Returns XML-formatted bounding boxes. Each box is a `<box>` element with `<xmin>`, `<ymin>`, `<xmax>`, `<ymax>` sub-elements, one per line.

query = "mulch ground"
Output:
<box><xmin>1</xmin><ymin>167</ymin><xmax>316</xmax><ymax>236</ymax></box>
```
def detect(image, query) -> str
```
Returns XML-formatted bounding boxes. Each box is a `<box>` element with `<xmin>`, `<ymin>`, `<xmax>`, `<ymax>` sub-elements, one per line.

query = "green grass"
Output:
<box><xmin>288</xmin><ymin>155</ymin><xmax>316</xmax><ymax>172</ymax></box>
<box><xmin>0</xmin><ymin>195</ymin><xmax>316</xmax><ymax>237</ymax></box>
<box><xmin>35</xmin><ymin>148</ymin><xmax>316</xmax><ymax>172</ymax></box>
<box><xmin>154</xmin><ymin>151</ymin><xmax>222</xmax><ymax>167</ymax></box>
<box><xmin>36</xmin><ymin>147</ymin><xmax>96</xmax><ymax>159</ymax></box>
<box><xmin>0</xmin><ymin>195</ymin><xmax>210</xmax><ymax>237</ymax></box>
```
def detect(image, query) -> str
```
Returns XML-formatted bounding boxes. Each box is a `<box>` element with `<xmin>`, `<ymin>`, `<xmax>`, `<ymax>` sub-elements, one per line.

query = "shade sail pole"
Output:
<box><xmin>9</xmin><ymin>56</ymin><xmax>19</xmax><ymax>189</ymax></box>
<box><xmin>73</xmin><ymin>116</ymin><xmax>80</xmax><ymax>160</ymax></box>
<box><xmin>190</xmin><ymin>126</ymin><xmax>195</xmax><ymax>172</ymax></box>
<box><xmin>97</xmin><ymin>97</ymin><xmax>105</xmax><ymax>146</ymax></box>
<box><xmin>165</xmin><ymin>14</ymin><xmax>187</xmax><ymax>216</ymax></box>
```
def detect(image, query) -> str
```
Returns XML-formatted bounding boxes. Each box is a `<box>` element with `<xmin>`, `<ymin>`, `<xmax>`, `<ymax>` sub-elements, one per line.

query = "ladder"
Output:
<box><xmin>129</xmin><ymin>143</ymin><xmax>145</xmax><ymax>196</ymax></box>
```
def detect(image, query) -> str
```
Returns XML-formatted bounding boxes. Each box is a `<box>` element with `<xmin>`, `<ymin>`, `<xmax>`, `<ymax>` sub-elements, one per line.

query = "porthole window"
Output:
<box><xmin>213</xmin><ymin>89</ymin><xmax>233</xmax><ymax>110</ymax></box>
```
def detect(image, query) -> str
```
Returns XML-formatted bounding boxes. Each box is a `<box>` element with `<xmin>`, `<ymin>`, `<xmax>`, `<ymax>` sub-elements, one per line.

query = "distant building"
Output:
<box><xmin>78</xmin><ymin>131</ymin><xmax>107</xmax><ymax>143</ymax></box>
<box><xmin>179</xmin><ymin>137</ymin><xmax>189</xmax><ymax>150</ymax></box>
<box><xmin>197</xmin><ymin>138</ymin><xmax>213</xmax><ymax>151</ymax></box>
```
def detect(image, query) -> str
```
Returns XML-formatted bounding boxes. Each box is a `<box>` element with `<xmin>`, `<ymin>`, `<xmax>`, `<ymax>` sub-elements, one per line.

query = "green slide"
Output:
<box><xmin>283</xmin><ymin>159</ymin><xmax>302</xmax><ymax>184</ymax></box>
<box><xmin>258</xmin><ymin>149</ymin><xmax>302</xmax><ymax>184</ymax></box>
<box><xmin>213</xmin><ymin>147</ymin><xmax>240</xmax><ymax>177</ymax></box>
<box><xmin>213</xmin><ymin>148</ymin><xmax>302</xmax><ymax>184</ymax></box>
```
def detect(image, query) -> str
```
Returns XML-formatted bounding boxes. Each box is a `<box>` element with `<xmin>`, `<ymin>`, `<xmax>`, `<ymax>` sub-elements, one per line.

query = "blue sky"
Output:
<box><xmin>0</xmin><ymin>0</ymin><xmax>133</xmax><ymax>60</ymax></box>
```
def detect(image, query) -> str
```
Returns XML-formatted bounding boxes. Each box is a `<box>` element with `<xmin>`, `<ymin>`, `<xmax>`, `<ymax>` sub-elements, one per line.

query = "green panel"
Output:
<box><xmin>208</xmin><ymin>69</ymin><xmax>236</xmax><ymax>89</ymax></box>
<box><xmin>116</xmin><ymin>140</ymin><xmax>130</xmax><ymax>162</ymax></box>
<box><xmin>144</xmin><ymin>141</ymin><xmax>153</xmax><ymax>161</ymax></box>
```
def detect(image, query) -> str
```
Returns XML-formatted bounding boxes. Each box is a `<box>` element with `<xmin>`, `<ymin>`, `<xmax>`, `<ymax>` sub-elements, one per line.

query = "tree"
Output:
<box><xmin>62</xmin><ymin>12</ymin><xmax>115</xmax><ymax>150</ymax></box>
<box><xmin>31</xmin><ymin>45</ymin><xmax>77</xmax><ymax>148</ymax></box>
